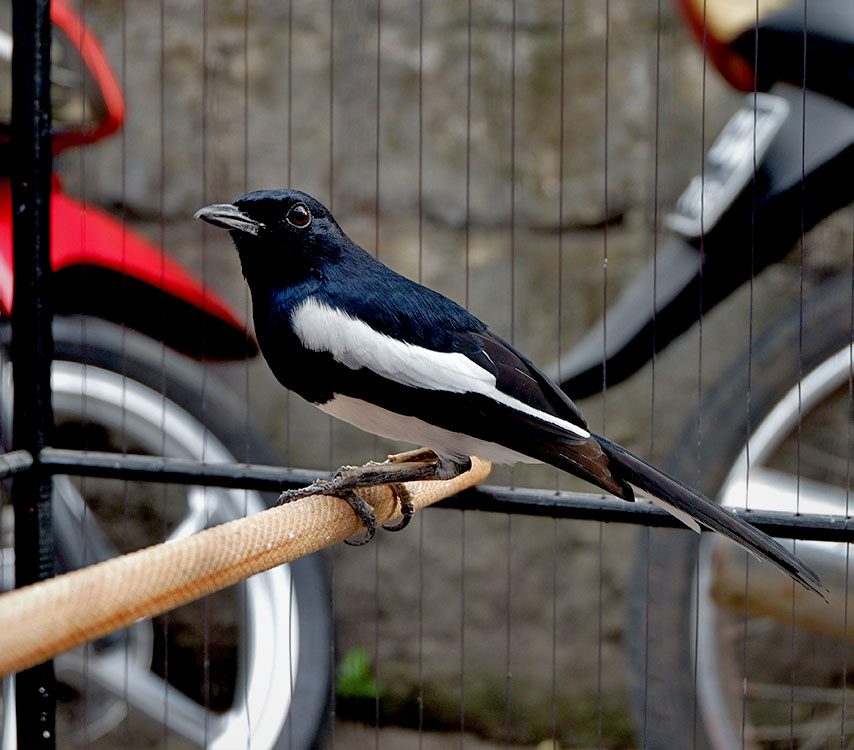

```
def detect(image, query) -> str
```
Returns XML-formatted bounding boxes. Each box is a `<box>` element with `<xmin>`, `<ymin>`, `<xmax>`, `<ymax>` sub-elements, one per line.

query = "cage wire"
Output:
<box><xmin>2</xmin><ymin>0</ymin><xmax>853</xmax><ymax>748</ymax></box>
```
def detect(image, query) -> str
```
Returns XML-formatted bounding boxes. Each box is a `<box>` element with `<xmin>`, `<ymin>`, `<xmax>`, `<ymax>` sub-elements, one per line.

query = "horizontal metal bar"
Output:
<box><xmin>444</xmin><ymin>486</ymin><xmax>854</xmax><ymax>543</ymax></box>
<box><xmin>37</xmin><ymin>448</ymin><xmax>854</xmax><ymax>543</ymax></box>
<box><xmin>39</xmin><ymin>448</ymin><xmax>322</xmax><ymax>491</ymax></box>
<box><xmin>0</xmin><ymin>450</ymin><xmax>34</xmax><ymax>479</ymax></box>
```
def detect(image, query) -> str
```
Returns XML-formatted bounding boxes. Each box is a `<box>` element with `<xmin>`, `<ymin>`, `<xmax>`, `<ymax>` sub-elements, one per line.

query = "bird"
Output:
<box><xmin>195</xmin><ymin>188</ymin><xmax>823</xmax><ymax>595</ymax></box>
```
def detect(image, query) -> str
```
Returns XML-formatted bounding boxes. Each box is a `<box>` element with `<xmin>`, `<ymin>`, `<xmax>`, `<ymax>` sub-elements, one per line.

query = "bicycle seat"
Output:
<box><xmin>678</xmin><ymin>0</ymin><xmax>853</xmax><ymax>107</ymax></box>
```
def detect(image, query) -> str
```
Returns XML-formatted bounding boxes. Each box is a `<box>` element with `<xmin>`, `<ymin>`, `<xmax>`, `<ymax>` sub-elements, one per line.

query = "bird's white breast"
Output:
<box><xmin>316</xmin><ymin>393</ymin><xmax>539</xmax><ymax>465</ymax></box>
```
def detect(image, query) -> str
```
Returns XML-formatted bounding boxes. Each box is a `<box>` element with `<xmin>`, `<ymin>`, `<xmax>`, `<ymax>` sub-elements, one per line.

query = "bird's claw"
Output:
<box><xmin>339</xmin><ymin>489</ymin><xmax>377</xmax><ymax>546</ymax></box>
<box><xmin>382</xmin><ymin>483</ymin><xmax>414</xmax><ymax>532</ymax></box>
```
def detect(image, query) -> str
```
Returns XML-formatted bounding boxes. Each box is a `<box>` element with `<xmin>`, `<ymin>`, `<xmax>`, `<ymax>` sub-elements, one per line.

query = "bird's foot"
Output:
<box><xmin>382</xmin><ymin>483</ymin><xmax>414</xmax><ymax>532</ymax></box>
<box><xmin>275</xmin><ymin>450</ymin><xmax>472</xmax><ymax>544</ymax></box>
<box><xmin>277</xmin><ymin>475</ymin><xmax>377</xmax><ymax>546</ymax></box>
<box><xmin>276</xmin><ymin>464</ymin><xmax>361</xmax><ymax>505</ymax></box>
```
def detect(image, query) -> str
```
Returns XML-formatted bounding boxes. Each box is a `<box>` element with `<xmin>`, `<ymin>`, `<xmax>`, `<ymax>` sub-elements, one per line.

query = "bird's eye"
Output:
<box><xmin>286</xmin><ymin>203</ymin><xmax>312</xmax><ymax>228</ymax></box>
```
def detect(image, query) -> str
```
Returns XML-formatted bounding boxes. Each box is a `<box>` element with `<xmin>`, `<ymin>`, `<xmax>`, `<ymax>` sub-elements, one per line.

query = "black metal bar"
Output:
<box><xmin>0</xmin><ymin>451</ymin><xmax>34</xmax><ymax>480</ymax></box>
<box><xmin>443</xmin><ymin>486</ymin><xmax>854</xmax><ymax>543</ymax></box>
<box><xmin>10</xmin><ymin>0</ymin><xmax>55</xmax><ymax>745</ymax></box>
<box><xmin>40</xmin><ymin>448</ymin><xmax>324</xmax><ymax>491</ymax></box>
<box><xmin>39</xmin><ymin>449</ymin><xmax>854</xmax><ymax>543</ymax></box>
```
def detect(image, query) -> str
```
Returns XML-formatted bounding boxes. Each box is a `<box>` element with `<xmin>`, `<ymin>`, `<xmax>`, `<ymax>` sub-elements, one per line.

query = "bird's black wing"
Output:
<box><xmin>466</xmin><ymin>330</ymin><xmax>589</xmax><ymax>433</ymax></box>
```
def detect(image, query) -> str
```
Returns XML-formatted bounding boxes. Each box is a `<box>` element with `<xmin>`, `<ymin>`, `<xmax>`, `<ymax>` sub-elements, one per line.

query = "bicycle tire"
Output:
<box><xmin>1</xmin><ymin>316</ymin><xmax>331</xmax><ymax>750</ymax></box>
<box><xmin>626</xmin><ymin>274</ymin><xmax>853</xmax><ymax>749</ymax></box>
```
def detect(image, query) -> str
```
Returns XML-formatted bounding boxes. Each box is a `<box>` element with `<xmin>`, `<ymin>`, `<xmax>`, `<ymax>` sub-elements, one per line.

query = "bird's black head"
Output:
<box><xmin>194</xmin><ymin>188</ymin><xmax>346</xmax><ymax>283</ymax></box>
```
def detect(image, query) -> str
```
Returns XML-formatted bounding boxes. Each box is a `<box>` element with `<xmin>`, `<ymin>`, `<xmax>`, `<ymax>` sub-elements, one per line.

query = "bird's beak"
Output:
<box><xmin>194</xmin><ymin>203</ymin><xmax>264</xmax><ymax>236</ymax></box>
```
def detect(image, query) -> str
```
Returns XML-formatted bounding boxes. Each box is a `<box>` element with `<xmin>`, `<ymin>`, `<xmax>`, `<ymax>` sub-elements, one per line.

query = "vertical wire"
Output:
<box><xmin>460</xmin><ymin>2</ymin><xmax>473</xmax><ymax>743</ymax></box>
<box><xmin>327</xmin><ymin>2</ymin><xmax>337</xmax><ymax>744</ymax></box>
<box><xmin>504</xmin><ymin>512</ymin><xmax>513</xmax><ymax>748</ymax></box>
<box><xmin>742</xmin><ymin>2</ymin><xmax>762</xmax><ymax>743</ymax></box>
<box><xmin>416</xmin><ymin>0</ymin><xmax>425</xmax><ymax>744</ymax></box>
<box><xmin>553</xmin><ymin>0</ymin><xmax>567</xmax><ymax>745</ymax></box>
<box><xmin>287</xmin><ymin>0</ymin><xmax>293</xmax><ymax>192</ymax></box>
<box><xmin>693</xmin><ymin>3</ymin><xmax>710</xmax><ymax>747</ymax></box>
<box><xmin>280</xmin><ymin>5</ymin><xmax>298</xmax><ymax>746</ymax></box>
<box><xmin>374</xmin><ymin>536</ymin><xmax>381</xmax><ymax>746</ymax></box>
<box><xmin>649</xmin><ymin>0</ymin><xmax>662</xmax><ymax>463</ymax></box>
<box><xmin>841</xmin><ymin>212</ymin><xmax>854</xmax><ymax>749</ymax></box>
<box><xmin>416</xmin><ymin>0</ymin><xmax>424</xmax><ymax>289</ymax></box>
<box><xmin>76</xmin><ymin>4</ymin><xmax>91</xmax><ymax>737</ymax></box>
<box><xmin>792</xmin><ymin>1</ymin><xmax>810</xmax><ymax>744</ymax></box>
<box><xmin>373</xmin><ymin>3</ymin><xmax>382</xmax><ymax>743</ymax></box>
<box><xmin>119</xmin><ymin>0</ymin><xmax>131</xmax><ymax>739</ymax></box>
<box><xmin>504</xmin><ymin>1</ymin><xmax>517</xmax><ymax>744</ymax></box>
<box><xmin>329</xmin><ymin>0</ymin><xmax>335</xmax><ymax>214</ymax></box>
<box><xmin>597</xmin><ymin>1</ymin><xmax>611</xmax><ymax>745</ymax></box>
<box><xmin>200</xmin><ymin>0</ymin><xmax>213</xmax><ymax>739</ymax></box>
<box><xmin>158</xmin><ymin>0</ymin><xmax>171</xmax><ymax>740</ymax></box>
<box><xmin>551</xmin><ymin>515</ymin><xmax>559</xmax><ymax>750</ymax></box>
<box><xmin>241</xmin><ymin>2</ymin><xmax>254</xmax><ymax>744</ymax></box>
<box><xmin>509</xmin><ymin>0</ymin><xmax>516</xmax><ymax>349</ymax></box>
<box><xmin>327</xmin><ymin>0</ymin><xmax>336</xmax><ymax>474</ymax></box>
<box><xmin>601</xmin><ymin>0</ymin><xmax>610</xmax><ymax>430</ymax></box>
<box><xmin>284</xmin><ymin>0</ymin><xmax>294</xmax><ymax>465</ymax></box>
<box><xmin>418</xmin><ymin>512</ymin><xmax>425</xmax><ymax>745</ymax></box>
<box><xmin>459</xmin><ymin>505</ymin><xmax>467</xmax><ymax>747</ymax></box>
<box><xmin>374</xmin><ymin>0</ymin><xmax>381</xmax><ymax>264</ymax></box>
<box><xmin>642</xmin><ymin>0</ymin><xmax>664</xmax><ymax>744</ymax></box>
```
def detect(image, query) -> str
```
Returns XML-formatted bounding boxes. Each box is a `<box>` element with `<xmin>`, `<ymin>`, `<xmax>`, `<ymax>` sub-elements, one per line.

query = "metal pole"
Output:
<box><xmin>11</xmin><ymin>0</ymin><xmax>56</xmax><ymax>746</ymax></box>
<box><xmin>32</xmin><ymin>448</ymin><xmax>854</xmax><ymax>544</ymax></box>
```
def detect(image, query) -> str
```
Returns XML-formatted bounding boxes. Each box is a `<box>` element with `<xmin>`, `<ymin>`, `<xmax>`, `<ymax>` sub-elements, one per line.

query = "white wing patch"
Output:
<box><xmin>291</xmin><ymin>297</ymin><xmax>590</xmax><ymax>439</ymax></box>
<box><xmin>292</xmin><ymin>297</ymin><xmax>492</xmax><ymax>392</ymax></box>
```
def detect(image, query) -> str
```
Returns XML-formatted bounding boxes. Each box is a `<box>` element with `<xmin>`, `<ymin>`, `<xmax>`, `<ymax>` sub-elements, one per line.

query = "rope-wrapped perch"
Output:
<box><xmin>0</xmin><ymin>457</ymin><xmax>490</xmax><ymax>676</ymax></box>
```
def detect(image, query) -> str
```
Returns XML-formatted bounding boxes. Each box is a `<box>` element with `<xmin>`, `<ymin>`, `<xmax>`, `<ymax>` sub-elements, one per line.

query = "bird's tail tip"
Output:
<box><xmin>593</xmin><ymin>434</ymin><xmax>827</xmax><ymax>599</ymax></box>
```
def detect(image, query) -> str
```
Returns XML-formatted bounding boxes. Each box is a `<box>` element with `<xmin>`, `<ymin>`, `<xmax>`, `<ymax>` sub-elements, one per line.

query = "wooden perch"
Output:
<box><xmin>0</xmin><ymin>457</ymin><xmax>490</xmax><ymax>676</ymax></box>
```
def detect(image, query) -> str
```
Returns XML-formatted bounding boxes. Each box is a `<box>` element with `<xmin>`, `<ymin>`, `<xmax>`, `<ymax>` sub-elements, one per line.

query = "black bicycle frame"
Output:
<box><xmin>556</xmin><ymin>81</ymin><xmax>854</xmax><ymax>397</ymax></box>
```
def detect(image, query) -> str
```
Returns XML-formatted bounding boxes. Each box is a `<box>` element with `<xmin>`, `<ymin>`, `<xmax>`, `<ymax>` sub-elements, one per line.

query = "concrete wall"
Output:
<box><xmin>62</xmin><ymin>1</ymin><xmax>853</xmax><ymax>744</ymax></box>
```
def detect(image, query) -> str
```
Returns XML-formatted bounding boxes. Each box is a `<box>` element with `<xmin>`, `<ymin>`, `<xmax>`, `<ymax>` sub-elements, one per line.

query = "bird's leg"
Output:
<box><xmin>379</xmin><ymin>449</ymin><xmax>430</xmax><ymax>532</ymax></box>
<box><xmin>384</xmin><ymin>447</ymin><xmax>440</xmax><ymax>465</ymax></box>
<box><xmin>277</xmin><ymin>453</ymin><xmax>470</xmax><ymax>503</ymax></box>
<box><xmin>380</xmin><ymin>451</ymin><xmax>471</xmax><ymax>532</ymax></box>
<box><xmin>276</xmin><ymin>451</ymin><xmax>472</xmax><ymax>541</ymax></box>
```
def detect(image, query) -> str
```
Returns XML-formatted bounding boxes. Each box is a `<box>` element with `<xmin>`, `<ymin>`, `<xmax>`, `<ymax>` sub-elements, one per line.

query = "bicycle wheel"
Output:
<box><xmin>627</xmin><ymin>274</ymin><xmax>854</xmax><ymax>749</ymax></box>
<box><xmin>0</xmin><ymin>316</ymin><xmax>331</xmax><ymax>750</ymax></box>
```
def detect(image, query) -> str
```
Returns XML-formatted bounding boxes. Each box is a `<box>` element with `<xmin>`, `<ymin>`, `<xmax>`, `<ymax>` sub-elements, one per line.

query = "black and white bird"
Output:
<box><xmin>196</xmin><ymin>188</ymin><xmax>823</xmax><ymax>595</ymax></box>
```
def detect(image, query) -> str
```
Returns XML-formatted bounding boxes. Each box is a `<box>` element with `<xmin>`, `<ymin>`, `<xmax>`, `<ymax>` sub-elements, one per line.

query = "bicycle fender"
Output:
<box><xmin>0</xmin><ymin>181</ymin><xmax>257</xmax><ymax>360</ymax></box>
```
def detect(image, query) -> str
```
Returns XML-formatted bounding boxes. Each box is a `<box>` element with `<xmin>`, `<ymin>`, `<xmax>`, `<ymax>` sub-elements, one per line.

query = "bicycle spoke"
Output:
<box><xmin>57</xmin><ymin>646</ymin><xmax>212</xmax><ymax>746</ymax></box>
<box><xmin>167</xmin><ymin>487</ymin><xmax>216</xmax><ymax>542</ymax></box>
<box><xmin>53</xmin><ymin>475</ymin><xmax>119</xmax><ymax>569</ymax></box>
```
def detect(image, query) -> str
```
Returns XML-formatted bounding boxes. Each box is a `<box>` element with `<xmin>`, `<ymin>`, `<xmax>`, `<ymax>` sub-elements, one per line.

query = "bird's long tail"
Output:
<box><xmin>592</xmin><ymin>434</ymin><xmax>826</xmax><ymax>597</ymax></box>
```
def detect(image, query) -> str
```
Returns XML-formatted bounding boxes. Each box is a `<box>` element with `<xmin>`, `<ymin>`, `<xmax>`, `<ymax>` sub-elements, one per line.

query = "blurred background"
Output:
<box><xmin>7</xmin><ymin>0</ymin><xmax>852</xmax><ymax>747</ymax></box>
